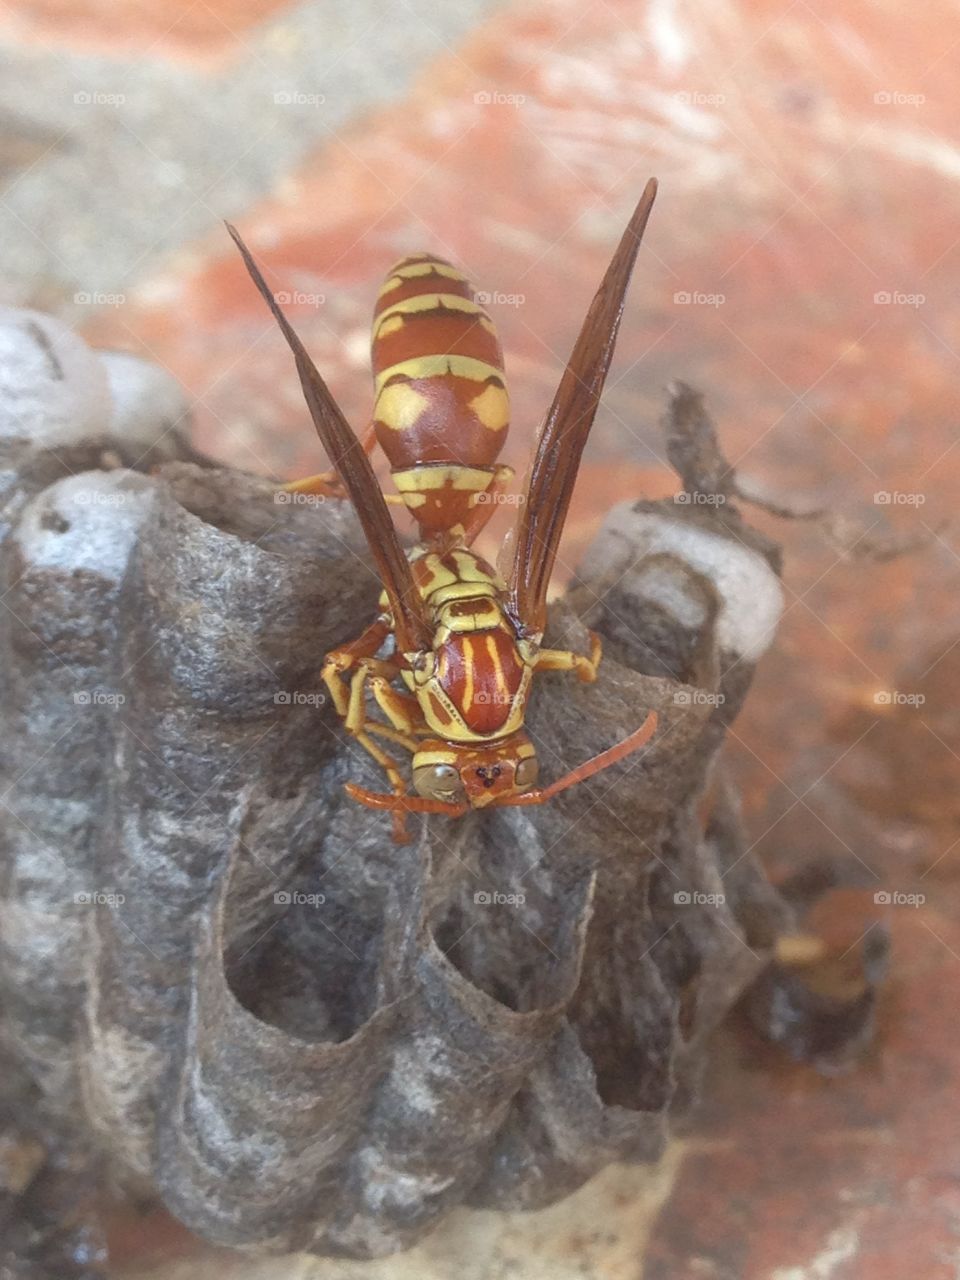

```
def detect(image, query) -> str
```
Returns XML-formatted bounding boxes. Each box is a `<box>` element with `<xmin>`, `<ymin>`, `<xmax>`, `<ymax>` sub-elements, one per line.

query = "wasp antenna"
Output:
<box><xmin>344</xmin><ymin>782</ymin><xmax>468</xmax><ymax>818</ymax></box>
<box><xmin>499</xmin><ymin>710</ymin><xmax>658</xmax><ymax>806</ymax></box>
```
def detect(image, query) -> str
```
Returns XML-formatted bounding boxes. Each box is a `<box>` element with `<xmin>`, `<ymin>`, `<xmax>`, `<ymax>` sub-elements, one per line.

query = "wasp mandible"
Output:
<box><xmin>228</xmin><ymin>178</ymin><xmax>658</xmax><ymax>842</ymax></box>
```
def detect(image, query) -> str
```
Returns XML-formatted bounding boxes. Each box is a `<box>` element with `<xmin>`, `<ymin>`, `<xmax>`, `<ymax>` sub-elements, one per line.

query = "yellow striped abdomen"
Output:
<box><xmin>371</xmin><ymin>254</ymin><xmax>510</xmax><ymax>539</ymax></box>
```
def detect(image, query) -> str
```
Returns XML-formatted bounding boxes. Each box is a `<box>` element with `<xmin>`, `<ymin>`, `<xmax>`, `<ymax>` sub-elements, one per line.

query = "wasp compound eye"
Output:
<box><xmin>413</xmin><ymin>762</ymin><xmax>466</xmax><ymax>803</ymax></box>
<box><xmin>515</xmin><ymin>755</ymin><xmax>538</xmax><ymax>790</ymax></box>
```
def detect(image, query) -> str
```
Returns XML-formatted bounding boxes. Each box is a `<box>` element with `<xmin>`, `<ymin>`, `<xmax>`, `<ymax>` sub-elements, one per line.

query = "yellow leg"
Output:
<box><xmin>282</xmin><ymin>422</ymin><xmax>380</xmax><ymax>499</ymax></box>
<box><xmin>346</xmin><ymin>665</ymin><xmax>371</xmax><ymax>732</ymax></box>
<box><xmin>365</xmin><ymin>721</ymin><xmax>420</xmax><ymax>753</ymax></box>
<box><xmin>288</xmin><ymin>472</ymin><xmax>405</xmax><ymax>505</ymax></box>
<box><xmin>347</xmin><ymin>669</ymin><xmax>421</xmax><ymax>753</ymax></box>
<box><xmin>321</xmin><ymin>621</ymin><xmax>416</xmax><ymax>830</ymax></box>
<box><xmin>322</xmin><ymin>621</ymin><xmax>390</xmax><ymax>717</ymax></box>
<box><xmin>535</xmin><ymin>631</ymin><xmax>602</xmax><ymax>683</ymax></box>
<box><xmin>326</xmin><ymin>662</ymin><xmax>412</xmax><ymax>841</ymax></box>
<box><xmin>351</xmin><ymin>729</ymin><xmax>412</xmax><ymax>842</ymax></box>
<box><xmin>368</xmin><ymin>676</ymin><xmax>421</xmax><ymax>735</ymax></box>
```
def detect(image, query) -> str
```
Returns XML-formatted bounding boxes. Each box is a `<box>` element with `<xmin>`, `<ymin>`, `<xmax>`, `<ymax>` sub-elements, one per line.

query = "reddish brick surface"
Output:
<box><xmin>0</xmin><ymin>0</ymin><xmax>290</xmax><ymax>63</ymax></box>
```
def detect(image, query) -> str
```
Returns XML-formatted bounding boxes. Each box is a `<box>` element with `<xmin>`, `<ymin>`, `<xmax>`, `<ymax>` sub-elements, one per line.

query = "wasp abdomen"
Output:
<box><xmin>372</xmin><ymin>254</ymin><xmax>510</xmax><ymax>537</ymax></box>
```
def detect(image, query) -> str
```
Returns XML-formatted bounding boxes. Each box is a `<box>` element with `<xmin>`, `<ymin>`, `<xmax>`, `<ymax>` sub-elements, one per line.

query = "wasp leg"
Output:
<box><xmin>460</xmin><ymin>464</ymin><xmax>515</xmax><ymax>546</ymax></box>
<box><xmin>342</xmin><ymin>665</ymin><xmax>411</xmax><ymax>842</ymax></box>
<box><xmin>321</xmin><ymin>617</ymin><xmax>393</xmax><ymax>706</ymax></box>
<box><xmin>365</xmin><ymin>721</ymin><xmax>420</xmax><ymax>753</ymax></box>
<box><xmin>283</xmin><ymin>422</ymin><xmax>396</xmax><ymax>500</ymax></box>
<box><xmin>349</xmin><ymin>728</ymin><xmax>412</xmax><ymax>843</ymax></box>
<box><xmin>328</xmin><ymin>656</ymin><xmax>421</xmax><ymax>842</ymax></box>
<box><xmin>321</xmin><ymin>622</ymin><xmax>414</xmax><ymax>841</ymax></box>
<box><xmin>368</xmin><ymin>676</ymin><xmax>423</xmax><ymax>736</ymax></box>
<box><xmin>534</xmin><ymin>630</ymin><xmax>603</xmax><ymax>683</ymax></box>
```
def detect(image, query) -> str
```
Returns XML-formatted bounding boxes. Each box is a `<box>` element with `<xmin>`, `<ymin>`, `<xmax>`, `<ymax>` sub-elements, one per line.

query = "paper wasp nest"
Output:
<box><xmin>0</xmin><ymin>309</ymin><xmax>875</xmax><ymax>1267</ymax></box>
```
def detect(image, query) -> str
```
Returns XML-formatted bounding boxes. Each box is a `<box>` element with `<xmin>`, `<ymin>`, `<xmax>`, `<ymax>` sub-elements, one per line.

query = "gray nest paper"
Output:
<box><xmin>0</xmin><ymin>310</ymin><xmax>876</xmax><ymax>1264</ymax></box>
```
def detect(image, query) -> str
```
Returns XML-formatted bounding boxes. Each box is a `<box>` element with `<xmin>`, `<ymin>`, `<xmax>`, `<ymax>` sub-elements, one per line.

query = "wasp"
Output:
<box><xmin>227</xmin><ymin>178</ymin><xmax>658</xmax><ymax>842</ymax></box>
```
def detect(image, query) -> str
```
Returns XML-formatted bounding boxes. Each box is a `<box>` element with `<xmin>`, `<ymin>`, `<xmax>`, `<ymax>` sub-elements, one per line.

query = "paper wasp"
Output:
<box><xmin>227</xmin><ymin>177</ymin><xmax>658</xmax><ymax>842</ymax></box>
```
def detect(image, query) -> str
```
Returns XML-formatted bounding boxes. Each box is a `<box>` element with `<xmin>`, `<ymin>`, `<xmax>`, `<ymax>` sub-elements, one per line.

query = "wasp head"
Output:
<box><xmin>411</xmin><ymin>734</ymin><xmax>539</xmax><ymax>809</ymax></box>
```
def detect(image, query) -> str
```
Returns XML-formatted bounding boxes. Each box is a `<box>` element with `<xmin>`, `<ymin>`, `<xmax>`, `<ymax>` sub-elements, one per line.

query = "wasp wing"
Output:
<box><xmin>227</xmin><ymin>223</ymin><xmax>432</xmax><ymax>655</ymax></box>
<box><xmin>505</xmin><ymin>179</ymin><xmax>658</xmax><ymax>635</ymax></box>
